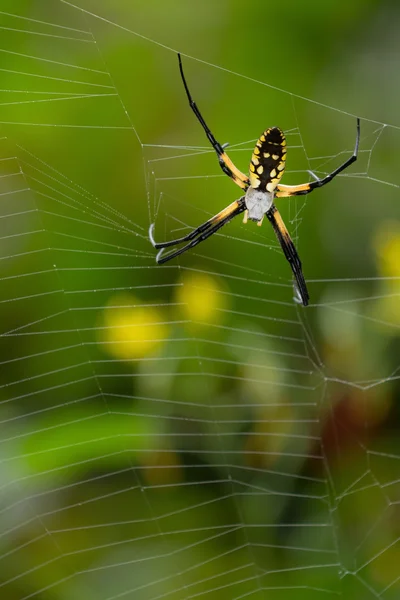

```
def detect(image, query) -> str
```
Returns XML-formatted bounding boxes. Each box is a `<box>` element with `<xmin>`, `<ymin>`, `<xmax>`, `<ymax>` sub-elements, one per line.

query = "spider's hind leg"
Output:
<box><xmin>149</xmin><ymin>198</ymin><xmax>246</xmax><ymax>261</ymax></box>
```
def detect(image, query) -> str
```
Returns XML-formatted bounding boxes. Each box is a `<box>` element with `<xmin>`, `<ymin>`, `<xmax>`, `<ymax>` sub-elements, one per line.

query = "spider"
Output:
<box><xmin>149</xmin><ymin>54</ymin><xmax>360</xmax><ymax>306</ymax></box>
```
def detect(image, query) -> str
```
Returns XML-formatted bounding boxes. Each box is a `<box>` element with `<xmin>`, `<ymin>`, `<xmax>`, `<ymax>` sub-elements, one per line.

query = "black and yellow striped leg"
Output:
<box><xmin>276</xmin><ymin>118</ymin><xmax>360</xmax><ymax>198</ymax></box>
<box><xmin>178</xmin><ymin>54</ymin><xmax>250</xmax><ymax>191</ymax></box>
<box><xmin>149</xmin><ymin>198</ymin><xmax>245</xmax><ymax>264</ymax></box>
<box><xmin>266</xmin><ymin>205</ymin><xmax>309</xmax><ymax>306</ymax></box>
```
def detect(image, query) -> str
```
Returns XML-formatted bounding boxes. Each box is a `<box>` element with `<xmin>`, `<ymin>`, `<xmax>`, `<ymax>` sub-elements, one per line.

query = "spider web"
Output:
<box><xmin>0</xmin><ymin>2</ymin><xmax>399</xmax><ymax>599</ymax></box>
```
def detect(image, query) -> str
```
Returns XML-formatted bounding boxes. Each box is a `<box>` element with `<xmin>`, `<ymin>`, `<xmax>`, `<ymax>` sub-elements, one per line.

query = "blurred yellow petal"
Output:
<box><xmin>366</xmin><ymin>279</ymin><xmax>400</xmax><ymax>331</ymax></box>
<box><xmin>373</xmin><ymin>220</ymin><xmax>400</xmax><ymax>277</ymax></box>
<box><xmin>377</xmin><ymin>287</ymin><xmax>400</xmax><ymax>326</ymax></box>
<box><xmin>100</xmin><ymin>293</ymin><xmax>168</xmax><ymax>359</ymax></box>
<box><xmin>175</xmin><ymin>271</ymin><xmax>228</xmax><ymax>323</ymax></box>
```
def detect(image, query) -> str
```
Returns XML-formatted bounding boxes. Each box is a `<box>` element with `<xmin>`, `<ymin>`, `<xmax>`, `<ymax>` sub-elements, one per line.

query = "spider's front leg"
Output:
<box><xmin>178</xmin><ymin>54</ymin><xmax>250</xmax><ymax>192</ymax></box>
<box><xmin>276</xmin><ymin>117</ymin><xmax>360</xmax><ymax>198</ymax></box>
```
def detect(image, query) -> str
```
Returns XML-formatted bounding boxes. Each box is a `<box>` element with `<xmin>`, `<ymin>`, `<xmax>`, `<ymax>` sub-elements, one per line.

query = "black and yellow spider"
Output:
<box><xmin>149</xmin><ymin>54</ymin><xmax>360</xmax><ymax>306</ymax></box>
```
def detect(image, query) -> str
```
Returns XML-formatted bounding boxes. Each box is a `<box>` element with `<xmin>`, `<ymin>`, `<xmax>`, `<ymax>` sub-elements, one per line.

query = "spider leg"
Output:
<box><xmin>178</xmin><ymin>53</ymin><xmax>249</xmax><ymax>191</ymax></box>
<box><xmin>266</xmin><ymin>205</ymin><xmax>309</xmax><ymax>306</ymax></box>
<box><xmin>149</xmin><ymin>199</ymin><xmax>245</xmax><ymax>250</ymax></box>
<box><xmin>152</xmin><ymin>199</ymin><xmax>245</xmax><ymax>264</ymax></box>
<box><xmin>276</xmin><ymin>118</ymin><xmax>360</xmax><ymax>198</ymax></box>
<box><xmin>150</xmin><ymin>198</ymin><xmax>245</xmax><ymax>262</ymax></box>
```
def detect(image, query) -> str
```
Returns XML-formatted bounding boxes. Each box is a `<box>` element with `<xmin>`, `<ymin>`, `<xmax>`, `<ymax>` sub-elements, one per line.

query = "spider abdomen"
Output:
<box><xmin>249</xmin><ymin>127</ymin><xmax>286</xmax><ymax>193</ymax></box>
<box><xmin>244</xmin><ymin>187</ymin><xmax>274</xmax><ymax>221</ymax></box>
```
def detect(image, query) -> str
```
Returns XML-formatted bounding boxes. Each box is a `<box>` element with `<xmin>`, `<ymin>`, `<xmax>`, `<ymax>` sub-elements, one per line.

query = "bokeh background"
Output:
<box><xmin>0</xmin><ymin>1</ymin><xmax>399</xmax><ymax>599</ymax></box>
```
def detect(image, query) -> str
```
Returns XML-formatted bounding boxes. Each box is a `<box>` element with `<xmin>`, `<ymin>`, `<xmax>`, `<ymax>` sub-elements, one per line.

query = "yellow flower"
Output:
<box><xmin>371</xmin><ymin>221</ymin><xmax>400</xmax><ymax>327</ymax></box>
<box><xmin>100</xmin><ymin>293</ymin><xmax>168</xmax><ymax>359</ymax></box>
<box><xmin>175</xmin><ymin>271</ymin><xmax>229</xmax><ymax>323</ymax></box>
<box><xmin>374</xmin><ymin>220</ymin><xmax>400</xmax><ymax>277</ymax></box>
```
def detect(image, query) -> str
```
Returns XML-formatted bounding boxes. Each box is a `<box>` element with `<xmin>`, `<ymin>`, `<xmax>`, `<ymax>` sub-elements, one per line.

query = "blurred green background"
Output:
<box><xmin>0</xmin><ymin>1</ymin><xmax>399</xmax><ymax>599</ymax></box>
